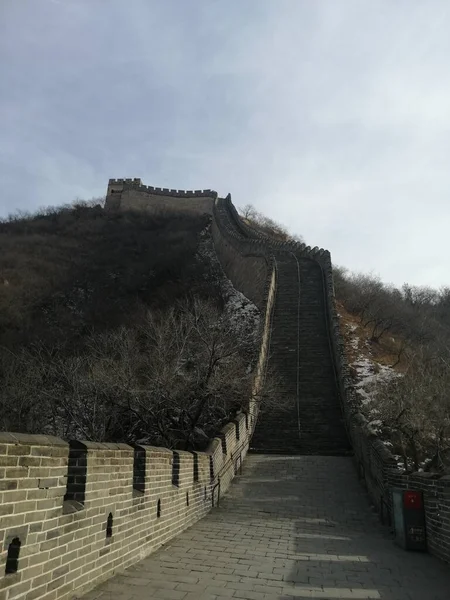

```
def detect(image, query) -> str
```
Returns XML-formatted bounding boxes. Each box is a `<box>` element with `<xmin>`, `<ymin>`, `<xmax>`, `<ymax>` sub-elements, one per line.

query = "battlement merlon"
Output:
<box><xmin>107</xmin><ymin>178</ymin><xmax>218</xmax><ymax>199</ymax></box>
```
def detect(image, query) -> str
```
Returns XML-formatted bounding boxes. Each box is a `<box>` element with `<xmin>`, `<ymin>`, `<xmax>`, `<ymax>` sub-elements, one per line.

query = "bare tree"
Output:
<box><xmin>335</xmin><ymin>267</ymin><xmax>450</xmax><ymax>470</ymax></box>
<box><xmin>363</xmin><ymin>351</ymin><xmax>450</xmax><ymax>471</ymax></box>
<box><xmin>239</xmin><ymin>204</ymin><xmax>259</xmax><ymax>221</ymax></box>
<box><xmin>238</xmin><ymin>204</ymin><xmax>304</xmax><ymax>243</ymax></box>
<box><xmin>0</xmin><ymin>296</ymin><xmax>283</xmax><ymax>450</ymax></box>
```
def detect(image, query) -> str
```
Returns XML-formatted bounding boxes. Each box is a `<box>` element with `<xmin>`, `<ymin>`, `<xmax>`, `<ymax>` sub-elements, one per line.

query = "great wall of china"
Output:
<box><xmin>1</xmin><ymin>179</ymin><xmax>449</xmax><ymax>600</ymax></box>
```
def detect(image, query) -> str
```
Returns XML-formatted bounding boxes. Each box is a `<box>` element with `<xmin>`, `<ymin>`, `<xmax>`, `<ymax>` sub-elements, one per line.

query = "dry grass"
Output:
<box><xmin>0</xmin><ymin>205</ymin><xmax>211</xmax><ymax>352</ymax></box>
<box><xmin>337</xmin><ymin>301</ymin><xmax>408</xmax><ymax>374</ymax></box>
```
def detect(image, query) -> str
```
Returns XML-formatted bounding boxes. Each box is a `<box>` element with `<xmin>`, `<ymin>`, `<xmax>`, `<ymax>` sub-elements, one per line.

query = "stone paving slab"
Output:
<box><xmin>82</xmin><ymin>455</ymin><xmax>450</xmax><ymax>600</ymax></box>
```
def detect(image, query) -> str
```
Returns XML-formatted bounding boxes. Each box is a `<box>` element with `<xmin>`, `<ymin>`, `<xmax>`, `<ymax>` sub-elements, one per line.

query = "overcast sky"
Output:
<box><xmin>1</xmin><ymin>1</ymin><xmax>449</xmax><ymax>288</ymax></box>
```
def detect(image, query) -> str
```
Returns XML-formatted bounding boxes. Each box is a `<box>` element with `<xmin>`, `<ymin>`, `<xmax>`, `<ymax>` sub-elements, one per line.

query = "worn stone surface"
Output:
<box><xmin>251</xmin><ymin>256</ymin><xmax>351</xmax><ymax>456</ymax></box>
<box><xmin>82</xmin><ymin>455</ymin><xmax>450</xmax><ymax>600</ymax></box>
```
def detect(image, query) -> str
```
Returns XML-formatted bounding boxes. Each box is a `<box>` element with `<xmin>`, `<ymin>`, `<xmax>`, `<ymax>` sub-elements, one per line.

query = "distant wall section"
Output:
<box><xmin>105</xmin><ymin>178</ymin><xmax>216</xmax><ymax>215</ymax></box>
<box><xmin>211</xmin><ymin>195</ymin><xmax>272</xmax><ymax>312</ymax></box>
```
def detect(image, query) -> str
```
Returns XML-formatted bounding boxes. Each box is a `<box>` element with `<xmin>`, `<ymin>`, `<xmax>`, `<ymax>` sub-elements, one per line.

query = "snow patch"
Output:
<box><xmin>346</xmin><ymin>324</ymin><xmax>360</xmax><ymax>350</ymax></box>
<box><xmin>352</xmin><ymin>357</ymin><xmax>400</xmax><ymax>406</ymax></box>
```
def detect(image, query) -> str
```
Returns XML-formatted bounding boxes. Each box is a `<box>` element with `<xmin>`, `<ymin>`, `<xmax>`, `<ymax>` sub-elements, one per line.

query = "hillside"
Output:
<box><xmin>0</xmin><ymin>202</ymin><xmax>265</xmax><ymax>450</ymax></box>
<box><xmin>335</xmin><ymin>272</ymin><xmax>450</xmax><ymax>472</ymax></box>
<box><xmin>0</xmin><ymin>202</ymin><xmax>213</xmax><ymax>349</ymax></box>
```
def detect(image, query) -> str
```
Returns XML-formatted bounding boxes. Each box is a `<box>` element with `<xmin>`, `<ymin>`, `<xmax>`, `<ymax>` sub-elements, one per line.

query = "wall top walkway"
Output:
<box><xmin>83</xmin><ymin>454</ymin><xmax>450</xmax><ymax>600</ymax></box>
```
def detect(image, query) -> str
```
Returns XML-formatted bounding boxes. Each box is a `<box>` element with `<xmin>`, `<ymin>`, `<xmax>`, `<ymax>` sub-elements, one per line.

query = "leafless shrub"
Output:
<box><xmin>0</xmin><ymin>296</ymin><xmax>282</xmax><ymax>450</ymax></box>
<box><xmin>0</xmin><ymin>201</ymin><xmax>210</xmax><ymax>350</ymax></box>
<box><xmin>368</xmin><ymin>351</ymin><xmax>450</xmax><ymax>471</ymax></box>
<box><xmin>335</xmin><ymin>267</ymin><xmax>450</xmax><ymax>468</ymax></box>
<box><xmin>335</xmin><ymin>268</ymin><xmax>450</xmax><ymax>349</ymax></box>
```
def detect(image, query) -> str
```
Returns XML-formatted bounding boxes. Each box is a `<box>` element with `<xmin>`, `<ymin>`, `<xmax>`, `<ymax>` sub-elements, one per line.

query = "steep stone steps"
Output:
<box><xmin>250</xmin><ymin>255</ymin><xmax>351</xmax><ymax>456</ymax></box>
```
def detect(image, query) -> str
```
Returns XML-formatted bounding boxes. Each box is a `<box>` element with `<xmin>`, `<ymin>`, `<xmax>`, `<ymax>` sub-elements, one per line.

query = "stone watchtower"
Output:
<box><xmin>105</xmin><ymin>178</ymin><xmax>218</xmax><ymax>215</ymax></box>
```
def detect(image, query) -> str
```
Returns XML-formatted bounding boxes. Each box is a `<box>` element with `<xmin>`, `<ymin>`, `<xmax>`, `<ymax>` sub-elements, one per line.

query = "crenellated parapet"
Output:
<box><xmin>108</xmin><ymin>178</ymin><xmax>217</xmax><ymax>197</ymax></box>
<box><xmin>0</xmin><ymin>411</ymin><xmax>256</xmax><ymax>600</ymax></box>
<box><xmin>105</xmin><ymin>178</ymin><xmax>217</xmax><ymax>214</ymax></box>
<box><xmin>223</xmin><ymin>193</ymin><xmax>331</xmax><ymax>262</ymax></box>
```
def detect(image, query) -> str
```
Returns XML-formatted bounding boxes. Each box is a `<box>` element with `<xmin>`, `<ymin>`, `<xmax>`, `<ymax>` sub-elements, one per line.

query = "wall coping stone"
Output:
<box><xmin>0</xmin><ymin>432</ymin><xmax>69</xmax><ymax>446</ymax></box>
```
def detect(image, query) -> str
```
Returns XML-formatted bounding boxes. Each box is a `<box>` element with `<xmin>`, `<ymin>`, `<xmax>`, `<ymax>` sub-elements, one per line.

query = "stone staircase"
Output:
<box><xmin>250</xmin><ymin>254</ymin><xmax>351</xmax><ymax>456</ymax></box>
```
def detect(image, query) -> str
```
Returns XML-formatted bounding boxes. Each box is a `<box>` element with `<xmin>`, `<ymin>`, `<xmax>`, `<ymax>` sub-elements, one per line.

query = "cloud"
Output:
<box><xmin>1</xmin><ymin>0</ymin><xmax>449</xmax><ymax>287</ymax></box>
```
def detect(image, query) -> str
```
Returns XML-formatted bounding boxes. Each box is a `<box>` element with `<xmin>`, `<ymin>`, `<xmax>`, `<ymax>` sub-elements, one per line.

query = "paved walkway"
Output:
<box><xmin>84</xmin><ymin>455</ymin><xmax>450</xmax><ymax>600</ymax></box>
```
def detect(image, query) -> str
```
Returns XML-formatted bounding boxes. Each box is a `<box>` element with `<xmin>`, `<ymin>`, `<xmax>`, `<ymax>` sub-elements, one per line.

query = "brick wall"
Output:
<box><xmin>211</xmin><ymin>194</ymin><xmax>274</xmax><ymax>312</ymax></box>
<box><xmin>0</xmin><ymin>412</ymin><xmax>255</xmax><ymax>600</ymax></box>
<box><xmin>342</xmin><ymin>410</ymin><xmax>450</xmax><ymax>564</ymax></box>
<box><xmin>104</xmin><ymin>179</ymin><xmax>216</xmax><ymax>215</ymax></box>
<box><xmin>117</xmin><ymin>189</ymin><xmax>215</xmax><ymax>215</ymax></box>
